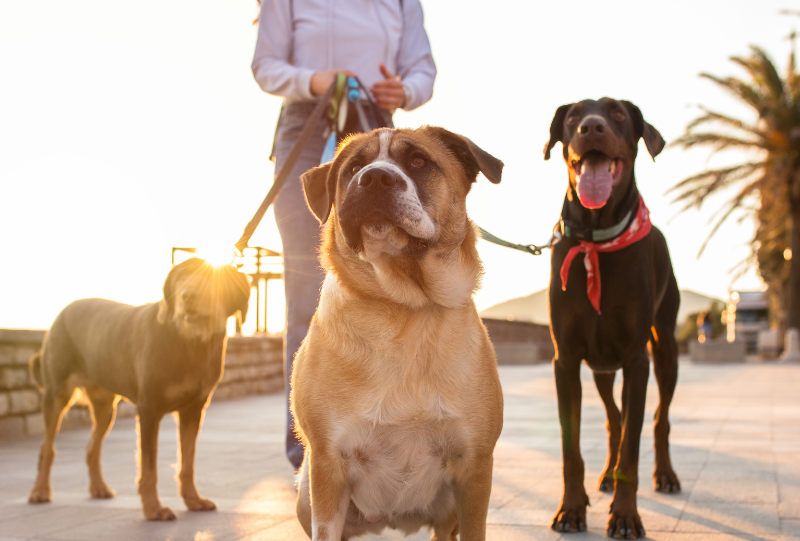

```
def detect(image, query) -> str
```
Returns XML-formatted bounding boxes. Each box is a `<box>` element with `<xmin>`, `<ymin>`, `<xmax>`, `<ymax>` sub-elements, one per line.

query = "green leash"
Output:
<box><xmin>477</xmin><ymin>226</ymin><xmax>560</xmax><ymax>256</ymax></box>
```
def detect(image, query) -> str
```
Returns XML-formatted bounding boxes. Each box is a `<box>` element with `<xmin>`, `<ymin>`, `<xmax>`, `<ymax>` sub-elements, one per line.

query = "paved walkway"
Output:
<box><xmin>1</xmin><ymin>362</ymin><xmax>799</xmax><ymax>540</ymax></box>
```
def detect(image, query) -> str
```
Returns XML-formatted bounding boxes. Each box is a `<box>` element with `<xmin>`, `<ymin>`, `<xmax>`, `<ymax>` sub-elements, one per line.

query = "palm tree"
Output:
<box><xmin>669</xmin><ymin>45</ymin><xmax>800</xmax><ymax>333</ymax></box>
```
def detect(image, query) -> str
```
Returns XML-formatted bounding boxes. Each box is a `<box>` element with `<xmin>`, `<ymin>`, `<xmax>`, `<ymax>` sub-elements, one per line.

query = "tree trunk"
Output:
<box><xmin>789</xmin><ymin>197</ymin><xmax>800</xmax><ymax>330</ymax></box>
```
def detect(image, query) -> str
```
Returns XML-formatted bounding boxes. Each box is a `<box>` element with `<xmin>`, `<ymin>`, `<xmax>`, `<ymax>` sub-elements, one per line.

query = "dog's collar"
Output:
<box><xmin>560</xmin><ymin>207</ymin><xmax>634</xmax><ymax>243</ymax></box>
<box><xmin>558</xmin><ymin>185</ymin><xmax>638</xmax><ymax>243</ymax></box>
<box><xmin>559</xmin><ymin>195</ymin><xmax>652</xmax><ymax>314</ymax></box>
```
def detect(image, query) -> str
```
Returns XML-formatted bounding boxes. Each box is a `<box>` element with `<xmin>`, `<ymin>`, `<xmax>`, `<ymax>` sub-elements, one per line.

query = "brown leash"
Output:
<box><xmin>234</xmin><ymin>82</ymin><xmax>337</xmax><ymax>255</ymax></box>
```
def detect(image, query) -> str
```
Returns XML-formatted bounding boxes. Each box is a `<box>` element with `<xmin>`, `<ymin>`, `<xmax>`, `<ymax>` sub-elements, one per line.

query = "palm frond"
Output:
<box><xmin>672</xmin><ymin>132</ymin><xmax>766</xmax><ymax>152</ymax></box>
<box><xmin>697</xmin><ymin>178</ymin><xmax>761</xmax><ymax>257</ymax></box>
<box><xmin>668</xmin><ymin>162</ymin><xmax>765</xmax><ymax>212</ymax></box>
<box><xmin>729</xmin><ymin>253</ymin><xmax>758</xmax><ymax>283</ymax></box>
<box><xmin>731</xmin><ymin>46</ymin><xmax>785</xmax><ymax>102</ymax></box>
<box><xmin>700</xmin><ymin>73</ymin><xmax>763</xmax><ymax>110</ymax></box>
<box><xmin>684</xmin><ymin>107</ymin><xmax>766</xmax><ymax>137</ymax></box>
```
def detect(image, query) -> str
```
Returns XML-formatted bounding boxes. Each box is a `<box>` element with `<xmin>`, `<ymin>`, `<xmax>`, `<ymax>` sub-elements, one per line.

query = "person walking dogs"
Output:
<box><xmin>251</xmin><ymin>0</ymin><xmax>436</xmax><ymax>469</ymax></box>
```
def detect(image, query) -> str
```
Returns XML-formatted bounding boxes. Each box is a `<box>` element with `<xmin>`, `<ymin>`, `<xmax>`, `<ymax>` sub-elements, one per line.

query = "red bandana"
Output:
<box><xmin>559</xmin><ymin>195</ymin><xmax>652</xmax><ymax>315</ymax></box>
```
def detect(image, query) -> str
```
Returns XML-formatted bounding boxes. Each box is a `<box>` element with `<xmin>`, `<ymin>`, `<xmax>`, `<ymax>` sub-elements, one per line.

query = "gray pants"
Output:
<box><xmin>272</xmin><ymin>101</ymin><xmax>392</xmax><ymax>469</ymax></box>
<box><xmin>272</xmin><ymin>103</ymin><xmax>328</xmax><ymax>469</ymax></box>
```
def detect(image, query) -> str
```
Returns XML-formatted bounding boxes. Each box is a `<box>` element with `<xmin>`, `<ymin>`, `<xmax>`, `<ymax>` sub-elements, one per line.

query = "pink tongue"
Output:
<box><xmin>576</xmin><ymin>156</ymin><xmax>613</xmax><ymax>209</ymax></box>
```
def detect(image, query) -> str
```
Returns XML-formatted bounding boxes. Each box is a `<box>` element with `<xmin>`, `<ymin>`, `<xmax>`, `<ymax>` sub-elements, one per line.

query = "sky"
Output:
<box><xmin>0</xmin><ymin>0</ymin><xmax>793</xmax><ymax>332</ymax></box>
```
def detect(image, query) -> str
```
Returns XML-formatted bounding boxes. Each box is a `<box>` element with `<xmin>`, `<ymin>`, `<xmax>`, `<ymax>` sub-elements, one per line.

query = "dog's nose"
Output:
<box><xmin>181</xmin><ymin>289</ymin><xmax>197</xmax><ymax>305</ymax></box>
<box><xmin>358</xmin><ymin>167</ymin><xmax>399</xmax><ymax>190</ymax></box>
<box><xmin>578</xmin><ymin>117</ymin><xmax>606</xmax><ymax>136</ymax></box>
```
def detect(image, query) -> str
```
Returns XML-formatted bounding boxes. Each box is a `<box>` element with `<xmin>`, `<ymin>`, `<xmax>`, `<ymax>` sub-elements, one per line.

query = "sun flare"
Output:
<box><xmin>195</xmin><ymin>245</ymin><xmax>237</xmax><ymax>267</ymax></box>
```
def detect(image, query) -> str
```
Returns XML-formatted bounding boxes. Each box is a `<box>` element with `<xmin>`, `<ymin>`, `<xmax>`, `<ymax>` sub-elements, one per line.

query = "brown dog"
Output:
<box><xmin>544</xmin><ymin>98</ymin><xmax>680</xmax><ymax>539</ymax></box>
<box><xmin>292</xmin><ymin>127</ymin><xmax>505</xmax><ymax>540</ymax></box>
<box><xmin>27</xmin><ymin>258</ymin><xmax>250</xmax><ymax>520</ymax></box>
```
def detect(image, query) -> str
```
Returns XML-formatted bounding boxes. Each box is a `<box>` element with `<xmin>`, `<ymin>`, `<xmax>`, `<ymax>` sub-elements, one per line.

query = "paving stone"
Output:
<box><xmin>669</xmin><ymin>534</ymin><xmax>780</xmax><ymax>540</ymax></box>
<box><xmin>783</xmin><ymin>518</ymin><xmax>800</xmax><ymax>540</ymax></box>
<box><xmin>46</xmin><ymin>509</ymin><xmax>290</xmax><ymax>541</ymax></box>
<box><xmin>688</xmin><ymin>473</ymin><xmax>778</xmax><ymax>504</ymax></box>
<box><xmin>0</xmin><ymin>363</ymin><xmax>797</xmax><ymax>540</ymax></box>
<box><xmin>779</xmin><ymin>480</ymin><xmax>800</xmax><ymax>518</ymax></box>
<box><xmin>0</xmin><ymin>505</ymin><xmax>130</xmax><ymax>538</ymax></box>
<box><xmin>675</xmin><ymin>501</ymin><xmax>780</xmax><ymax>538</ymax></box>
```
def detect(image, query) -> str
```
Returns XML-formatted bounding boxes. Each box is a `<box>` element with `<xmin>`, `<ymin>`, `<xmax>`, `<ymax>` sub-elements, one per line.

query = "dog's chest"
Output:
<box><xmin>160</xmin><ymin>355</ymin><xmax>221</xmax><ymax>408</ymax></box>
<box><xmin>335</xmin><ymin>415</ymin><xmax>460</xmax><ymax>522</ymax></box>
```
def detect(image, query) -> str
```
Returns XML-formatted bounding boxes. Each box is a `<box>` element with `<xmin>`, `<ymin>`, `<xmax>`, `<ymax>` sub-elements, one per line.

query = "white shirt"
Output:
<box><xmin>252</xmin><ymin>0</ymin><xmax>436</xmax><ymax>110</ymax></box>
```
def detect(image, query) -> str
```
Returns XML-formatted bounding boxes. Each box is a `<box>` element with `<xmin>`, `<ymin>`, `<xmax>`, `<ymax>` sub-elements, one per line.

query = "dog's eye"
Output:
<box><xmin>567</xmin><ymin>114</ymin><xmax>579</xmax><ymax>124</ymax></box>
<box><xmin>351</xmin><ymin>164</ymin><xmax>362</xmax><ymax>174</ymax></box>
<box><xmin>411</xmin><ymin>157</ymin><xmax>426</xmax><ymax>168</ymax></box>
<box><xmin>611</xmin><ymin>110</ymin><xmax>625</xmax><ymax>121</ymax></box>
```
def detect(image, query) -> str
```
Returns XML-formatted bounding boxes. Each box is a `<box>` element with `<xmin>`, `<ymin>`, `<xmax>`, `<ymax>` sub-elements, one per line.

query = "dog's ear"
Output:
<box><xmin>217</xmin><ymin>265</ymin><xmax>251</xmax><ymax>323</ymax></box>
<box><xmin>427</xmin><ymin>127</ymin><xmax>503</xmax><ymax>184</ymax></box>
<box><xmin>621</xmin><ymin>100</ymin><xmax>665</xmax><ymax>160</ymax></box>
<box><xmin>544</xmin><ymin>103</ymin><xmax>574</xmax><ymax>161</ymax></box>
<box><xmin>157</xmin><ymin>265</ymin><xmax>180</xmax><ymax>325</ymax></box>
<box><xmin>301</xmin><ymin>162</ymin><xmax>335</xmax><ymax>224</ymax></box>
<box><xmin>156</xmin><ymin>299</ymin><xmax>170</xmax><ymax>324</ymax></box>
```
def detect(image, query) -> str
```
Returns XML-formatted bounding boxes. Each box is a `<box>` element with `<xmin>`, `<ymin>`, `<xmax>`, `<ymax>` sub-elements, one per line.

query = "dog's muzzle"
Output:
<box><xmin>356</xmin><ymin>166</ymin><xmax>405</xmax><ymax>194</ymax></box>
<box><xmin>338</xmin><ymin>164</ymin><xmax>433</xmax><ymax>256</ymax></box>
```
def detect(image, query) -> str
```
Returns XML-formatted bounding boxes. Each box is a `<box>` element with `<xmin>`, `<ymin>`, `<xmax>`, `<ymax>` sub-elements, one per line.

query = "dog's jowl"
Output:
<box><xmin>293</xmin><ymin>126</ymin><xmax>504</xmax><ymax>541</ymax></box>
<box><xmin>544</xmin><ymin>98</ymin><xmax>680</xmax><ymax>539</ymax></box>
<box><xmin>27</xmin><ymin>259</ymin><xmax>250</xmax><ymax>521</ymax></box>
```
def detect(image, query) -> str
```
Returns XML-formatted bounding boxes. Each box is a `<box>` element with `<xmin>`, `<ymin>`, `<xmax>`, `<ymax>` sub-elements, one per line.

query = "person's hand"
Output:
<box><xmin>370</xmin><ymin>64</ymin><xmax>406</xmax><ymax>112</ymax></box>
<box><xmin>310</xmin><ymin>69</ymin><xmax>356</xmax><ymax>97</ymax></box>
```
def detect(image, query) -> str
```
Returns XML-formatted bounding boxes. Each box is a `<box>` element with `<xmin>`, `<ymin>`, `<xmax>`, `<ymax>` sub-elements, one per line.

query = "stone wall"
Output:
<box><xmin>689</xmin><ymin>339</ymin><xmax>746</xmax><ymax>363</ymax></box>
<box><xmin>0</xmin><ymin>329</ymin><xmax>284</xmax><ymax>440</ymax></box>
<box><xmin>1</xmin><ymin>318</ymin><xmax>554</xmax><ymax>440</ymax></box>
<box><xmin>215</xmin><ymin>335</ymin><xmax>284</xmax><ymax>399</ymax></box>
<box><xmin>481</xmin><ymin>318</ymin><xmax>554</xmax><ymax>365</ymax></box>
<box><xmin>0</xmin><ymin>329</ymin><xmax>45</xmax><ymax>440</ymax></box>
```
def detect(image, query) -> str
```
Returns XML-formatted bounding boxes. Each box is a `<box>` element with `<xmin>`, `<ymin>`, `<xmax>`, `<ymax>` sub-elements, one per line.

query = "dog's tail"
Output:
<box><xmin>29</xmin><ymin>349</ymin><xmax>44</xmax><ymax>391</ymax></box>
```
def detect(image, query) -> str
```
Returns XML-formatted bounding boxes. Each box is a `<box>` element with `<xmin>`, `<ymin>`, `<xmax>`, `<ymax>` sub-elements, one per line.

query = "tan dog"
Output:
<box><xmin>28</xmin><ymin>258</ymin><xmax>250</xmax><ymax>521</ymax></box>
<box><xmin>292</xmin><ymin>127</ymin><xmax>505</xmax><ymax>541</ymax></box>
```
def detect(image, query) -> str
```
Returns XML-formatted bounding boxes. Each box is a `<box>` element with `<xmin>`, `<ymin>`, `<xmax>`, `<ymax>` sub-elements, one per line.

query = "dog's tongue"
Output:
<box><xmin>576</xmin><ymin>155</ymin><xmax>614</xmax><ymax>209</ymax></box>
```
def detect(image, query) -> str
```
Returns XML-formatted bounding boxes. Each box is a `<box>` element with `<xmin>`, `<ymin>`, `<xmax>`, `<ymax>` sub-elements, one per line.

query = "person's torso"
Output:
<box><xmin>290</xmin><ymin>0</ymin><xmax>404</xmax><ymax>89</ymax></box>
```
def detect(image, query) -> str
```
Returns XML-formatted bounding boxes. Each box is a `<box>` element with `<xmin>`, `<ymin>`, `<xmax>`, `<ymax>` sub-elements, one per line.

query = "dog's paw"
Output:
<box><xmin>551</xmin><ymin>495</ymin><xmax>589</xmax><ymax>533</ymax></box>
<box><xmin>598</xmin><ymin>474</ymin><xmax>614</xmax><ymax>493</ymax></box>
<box><xmin>606</xmin><ymin>508</ymin><xmax>645</xmax><ymax>539</ymax></box>
<box><xmin>184</xmin><ymin>496</ymin><xmax>217</xmax><ymax>512</ymax></box>
<box><xmin>144</xmin><ymin>506</ymin><xmax>177</xmax><ymax>521</ymax></box>
<box><xmin>89</xmin><ymin>482</ymin><xmax>115</xmax><ymax>499</ymax></box>
<box><xmin>653</xmin><ymin>468</ymin><xmax>681</xmax><ymax>493</ymax></box>
<box><xmin>28</xmin><ymin>486</ymin><xmax>52</xmax><ymax>504</ymax></box>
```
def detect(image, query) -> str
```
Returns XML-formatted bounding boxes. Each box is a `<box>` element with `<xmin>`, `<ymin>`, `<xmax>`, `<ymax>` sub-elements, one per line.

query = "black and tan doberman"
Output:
<box><xmin>544</xmin><ymin>98</ymin><xmax>680</xmax><ymax>539</ymax></box>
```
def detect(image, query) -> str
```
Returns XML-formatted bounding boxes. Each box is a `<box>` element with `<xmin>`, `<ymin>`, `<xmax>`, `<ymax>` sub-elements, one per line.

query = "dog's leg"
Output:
<box><xmin>551</xmin><ymin>359</ymin><xmax>589</xmax><ymax>533</ymax></box>
<box><xmin>607</xmin><ymin>356</ymin><xmax>648</xmax><ymax>539</ymax></box>
<box><xmin>307</xmin><ymin>449</ymin><xmax>351</xmax><ymax>541</ymax></box>
<box><xmin>177</xmin><ymin>398</ymin><xmax>216</xmax><ymax>512</ymax></box>
<box><xmin>84</xmin><ymin>385</ymin><xmax>118</xmax><ymax>499</ymax></box>
<box><xmin>650</xmin><ymin>307</ymin><xmax>681</xmax><ymax>493</ymax></box>
<box><xmin>453</xmin><ymin>452</ymin><xmax>493</xmax><ymax>541</ymax></box>
<box><xmin>136</xmin><ymin>407</ymin><xmax>175</xmax><ymax>520</ymax></box>
<box><xmin>296</xmin><ymin>453</ymin><xmax>313</xmax><ymax>538</ymax></box>
<box><xmin>594</xmin><ymin>371</ymin><xmax>621</xmax><ymax>493</ymax></box>
<box><xmin>431</xmin><ymin>505</ymin><xmax>458</xmax><ymax>541</ymax></box>
<box><xmin>29</xmin><ymin>383</ymin><xmax>74</xmax><ymax>503</ymax></box>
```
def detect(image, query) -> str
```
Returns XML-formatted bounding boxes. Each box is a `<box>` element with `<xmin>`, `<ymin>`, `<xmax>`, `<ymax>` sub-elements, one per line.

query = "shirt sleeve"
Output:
<box><xmin>251</xmin><ymin>0</ymin><xmax>316</xmax><ymax>102</ymax></box>
<box><xmin>396</xmin><ymin>0</ymin><xmax>437</xmax><ymax>111</ymax></box>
